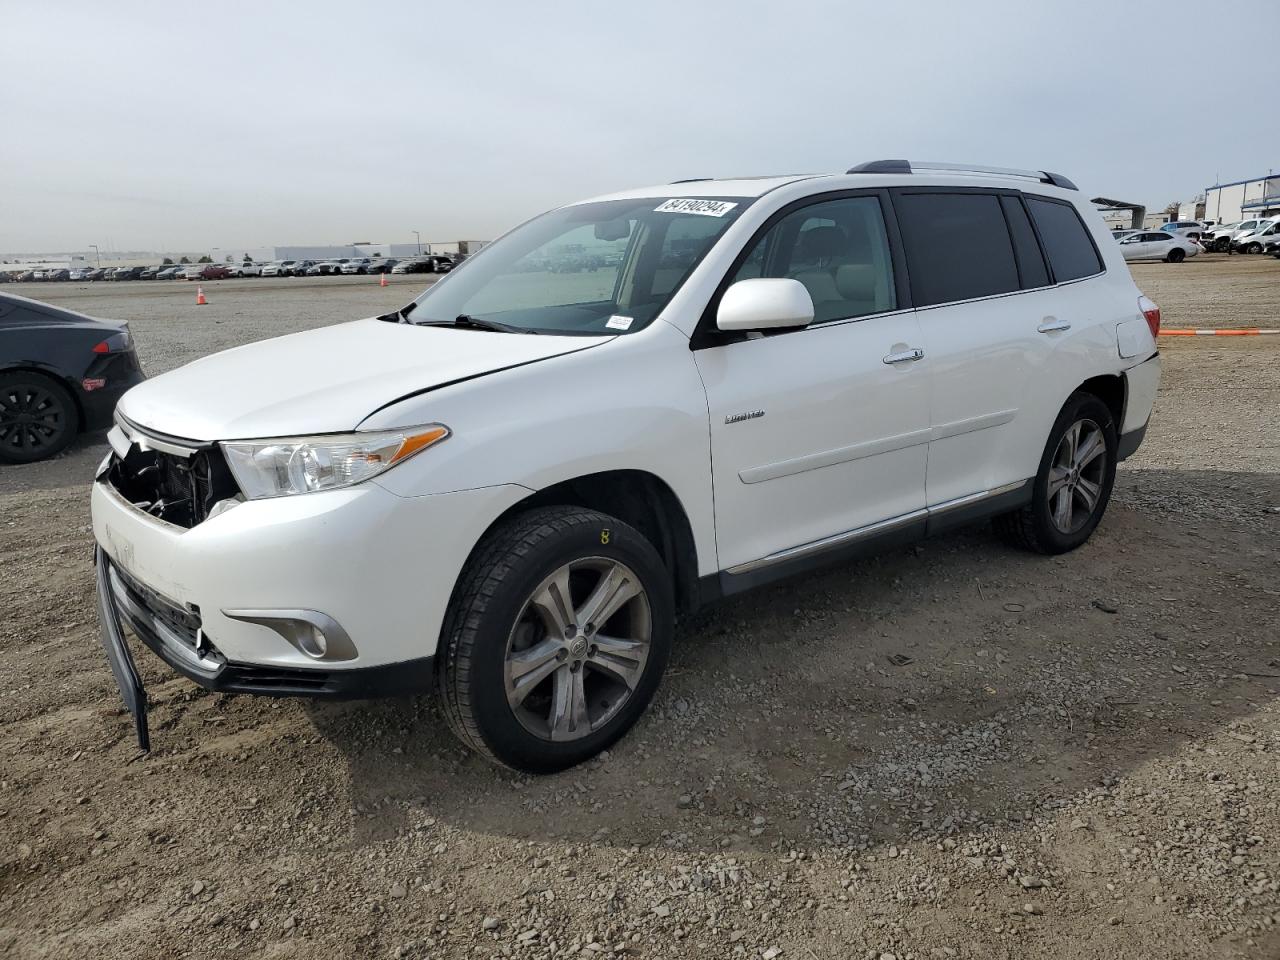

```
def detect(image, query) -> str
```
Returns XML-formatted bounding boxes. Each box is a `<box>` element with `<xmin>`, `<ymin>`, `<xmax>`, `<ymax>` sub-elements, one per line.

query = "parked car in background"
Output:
<box><xmin>1117</xmin><ymin>231</ymin><xmax>1200</xmax><ymax>263</ymax></box>
<box><xmin>1206</xmin><ymin>219</ymin><xmax>1268</xmax><ymax>252</ymax></box>
<box><xmin>0</xmin><ymin>292</ymin><xmax>145</xmax><ymax>463</ymax></box>
<box><xmin>1231</xmin><ymin>219</ymin><xmax>1280</xmax><ymax>254</ymax></box>
<box><xmin>340</xmin><ymin>258</ymin><xmax>373</xmax><ymax>275</ymax></box>
<box><xmin>15</xmin><ymin>270</ymin><xmax>38</xmax><ymax>282</ymax></box>
<box><xmin>89</xmin><ymin>162</ymin><xmax>1162</xmax><ymax>771</ymax></box>
<box><xmin>112</xmin><ymin>266</ymin><xmax>144</xmax><ymax>281</ymax></box>
<box><xmin>391</xmin><ymin>258</ymin><xmax>433</xmax><ymax>274</ymax></box>
<box><xmin>366</xmin><ymin>259</ymin><xmax>399</xmax><ymax>274</ymax></box>
<box><xmin>138</xmin><ymin>265</ymin><xmax>163</xmax><ymax>280</ymax></box>
<box><xmin>182</xmin><ymin>265</ymin><xmax>204</xmax><ymax>280</ymax></box>
<box><xmin>199</xmin><ymin>265</ymin><xmax>232</xmax><ymax>280</ymax></box>
<box><xmin>45</xmin><ymin>269</ymin><xmax>71</xmax><ymax>282</ymax></box>
<box><xmin>68</xmin><ymin>268</ymin><xmax>93</xmax><ymax>281</ymax></box>
<box><xmin>287</xmin><ymin>260</ymin><xmax>315</xmax><ymax>276</ymax></box>
<box><xmin>85</xmin><ymin>268</ymin><xmax>108</xmax><ymax>281</ymax></box>
<box><xmin>154</xmin><ymin>265</ymin><xmax>182</xmax><ymax>280</ymax></box>
<box><xmin>1158</xmin><ymin>220</ymin><xmax>1206</xmax><ymax>240</ymax></box>
<box><xmin>307</xmin><ymin>260</ymin><xmax>348</xmax><ymax>275</ymax></box>
<box><xmin>261</xmin><ymin>260</ymin><xmax>296</xmax><ymax>277</ymax></box>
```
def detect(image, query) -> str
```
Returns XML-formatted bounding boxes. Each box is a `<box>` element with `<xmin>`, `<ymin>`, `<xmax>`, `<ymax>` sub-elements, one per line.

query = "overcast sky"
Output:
<box><xmin>2</xmin><ymin>0</ymin><xmax>1277</xmax><ymax>254</ymax></box>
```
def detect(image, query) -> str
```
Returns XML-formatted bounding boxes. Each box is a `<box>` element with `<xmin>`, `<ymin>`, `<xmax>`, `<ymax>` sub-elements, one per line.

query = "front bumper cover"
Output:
<box><xmin>94</xmin><ymin>547</ymin><xmax>434</xmax><ymax>751</ymax></box>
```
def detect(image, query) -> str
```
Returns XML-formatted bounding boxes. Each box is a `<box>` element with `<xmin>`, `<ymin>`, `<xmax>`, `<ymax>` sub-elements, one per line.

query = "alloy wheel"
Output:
<box><xmin>0</xmin><ymin>382</ymin><xmax>66</xmax><ymax>455</ymax></box>
<box><xmin>504</xmin><ymin>557</ymin><xmax>652</xmax><ymax>742</ymax></box>
<box><xmin>1047</xmin><ymin>418</ymin><xmax>1106</xmax><ymax>535</ymax></box>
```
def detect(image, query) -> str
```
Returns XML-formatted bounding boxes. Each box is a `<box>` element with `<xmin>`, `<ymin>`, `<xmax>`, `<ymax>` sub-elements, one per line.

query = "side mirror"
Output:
<box><xmin>717</xmin><ymin>278</ymin><xmax>814</xmax><ymax>332</ymax></box>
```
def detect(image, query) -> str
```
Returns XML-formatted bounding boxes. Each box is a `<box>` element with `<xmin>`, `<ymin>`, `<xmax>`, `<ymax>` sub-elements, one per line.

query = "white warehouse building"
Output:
<box><xmin>1203</xmin><ymin>172</ymin><xmax>1280</xmax><ymax>224</ymax></box>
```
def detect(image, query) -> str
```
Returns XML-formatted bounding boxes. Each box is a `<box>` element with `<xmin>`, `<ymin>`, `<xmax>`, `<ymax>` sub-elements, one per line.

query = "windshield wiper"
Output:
<box><xmin>417</xmin><ymin>314</ymin><xmax>536</xmax><ymax>334</ymax></box>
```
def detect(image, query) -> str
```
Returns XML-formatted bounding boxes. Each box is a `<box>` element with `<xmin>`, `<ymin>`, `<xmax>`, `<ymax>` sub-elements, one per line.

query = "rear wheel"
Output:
<box><xmin>437</xmin><ymin>506</ymin><xmax>673</xmax><ymax>773</ymax></box>
<box><xmin>1166</xmin><ymin>248</ymin><xmax>1185</xmax><ymax>263</ymax></box>
<box><xmin>0</xmin><ymin>372</ymin><xmax>78</xmax><ymax>464</ymax></box>
<box><xmin>1247</xmin><ymin>241</ymin><xmax>1263</xmax><ymax>255</ymax></box>
<box><xmin>994</xmin><ymin>392</ymin><xmax>1116</xmax><ymax>555</ymax></box>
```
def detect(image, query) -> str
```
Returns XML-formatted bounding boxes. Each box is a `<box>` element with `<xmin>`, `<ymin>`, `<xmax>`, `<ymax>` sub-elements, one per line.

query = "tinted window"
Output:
<box><xmin>1025</xmin><ymin>197</ymin><xmax>1103</xmax><ymax>282</ymax></box>
<box><xmin>731</xmin><ymin>196</ymin><xmax>896</xmax><ymax>323</ymax></box>
<box><xmin>1000</xmin><ymin>196</ymin><xmax>1049</xmax><ymax>289</ymax></box>
<box><xmin>894</xmin><ymin>192</ymin><xmax>1018</xmax><ymax>307</ymax></box>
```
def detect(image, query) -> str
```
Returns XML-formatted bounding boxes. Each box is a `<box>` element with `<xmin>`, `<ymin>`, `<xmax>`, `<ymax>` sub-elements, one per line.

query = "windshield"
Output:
<box><xmin>404</xmin><ymin>196</ymin><xmax>750</xmax><ymax>335</ymax></box>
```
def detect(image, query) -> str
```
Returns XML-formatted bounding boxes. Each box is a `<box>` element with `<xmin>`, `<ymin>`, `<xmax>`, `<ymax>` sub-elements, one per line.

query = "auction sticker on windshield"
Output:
<box><xmin>654</xmin><ymin>199</ymin><xmax>738</xmax><ymax>217</ymax></box>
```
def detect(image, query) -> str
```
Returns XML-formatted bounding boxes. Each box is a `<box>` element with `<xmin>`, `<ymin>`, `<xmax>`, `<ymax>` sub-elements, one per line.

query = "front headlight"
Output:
<box><xmin>220</xmin><ymin>424</ymin><xmax>449</xmax><ymax>499</ymax></box>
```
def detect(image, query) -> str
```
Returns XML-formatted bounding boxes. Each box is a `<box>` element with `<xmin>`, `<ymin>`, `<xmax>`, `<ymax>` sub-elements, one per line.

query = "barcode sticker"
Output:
<box><xmin>654</xmin><ymin>199</ymin><xmax>738</xmax><ymax>217</ymax></box>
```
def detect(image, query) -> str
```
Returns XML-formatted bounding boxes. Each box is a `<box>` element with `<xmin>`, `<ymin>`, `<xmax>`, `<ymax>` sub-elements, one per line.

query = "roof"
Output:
<box><xmin>1205</xmin><ymin>172</ymin><xmax>1280</xmax><ymax>191</ymax></box>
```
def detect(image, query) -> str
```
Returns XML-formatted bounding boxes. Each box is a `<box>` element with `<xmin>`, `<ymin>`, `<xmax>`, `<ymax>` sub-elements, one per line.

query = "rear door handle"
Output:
<box><xmin>1037</xmin><ymin>318</ymin><xmax>1071</xmax><ymax>333</ymax></box>
<box><xmin>882</xmin><ymin>347</ymin><xmax>925</xmax><ymax>365</ymax></box>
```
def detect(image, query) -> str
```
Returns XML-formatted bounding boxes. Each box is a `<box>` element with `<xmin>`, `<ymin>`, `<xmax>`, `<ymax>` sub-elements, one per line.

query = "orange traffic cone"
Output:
<box><xmin>196</xmin><ymin>286</ymin><xmax>207</xmax><ymax>305</ymax></box>
<box><xmin>379</xmin><ymin>272</ymin><xmax>388</xmax><ymax>288</ymax></box>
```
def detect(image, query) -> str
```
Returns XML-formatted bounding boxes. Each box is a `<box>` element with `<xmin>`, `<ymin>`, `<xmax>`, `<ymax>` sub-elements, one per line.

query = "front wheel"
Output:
<box><xmin>1247</xmin><ymin>242</ymin><xmax>1263</xmax><ymax>254</ymax></box>
<box><xmin>994</xmin><ymin>392</ymin><xmax>1117</xmax><ymax>554</ymax></box>
<box><xmin>1166</xmin><ymin>248</ymin><xmax>1185</xmax><ymax>263</ymax></box>
<box><xmin>437</xmin><ymin>506</ymin><xmax>674</xmax><ymax>773</ymax></box>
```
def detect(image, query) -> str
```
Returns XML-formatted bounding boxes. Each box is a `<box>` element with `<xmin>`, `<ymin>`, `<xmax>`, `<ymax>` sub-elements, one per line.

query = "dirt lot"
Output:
<box><xmin>2</xmin><ymin>258</ymin><xmax>1279</xmax><ymax>960</ymax></box>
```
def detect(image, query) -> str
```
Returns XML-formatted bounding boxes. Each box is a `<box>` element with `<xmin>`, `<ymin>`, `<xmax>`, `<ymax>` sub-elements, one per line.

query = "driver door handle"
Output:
<box><xmin>882</xmin><ymin>347</ymin><xmax>925</xmax><ymax>365</ymax></box>
<box><xmin>1037</xmin><ymin>318</ymin><xmax>1071</xmax><ymax>333</ymax></box>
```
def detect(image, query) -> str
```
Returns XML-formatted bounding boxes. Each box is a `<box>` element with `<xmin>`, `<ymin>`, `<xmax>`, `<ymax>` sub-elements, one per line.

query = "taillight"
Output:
<box><xmin>1138</xmin><ymin>295</ymin><xmax>1161</xmax><ymax>338</ymax></box>
<box><xmin>92</xmin><ymin>329</ymin><xmax>131</xmax><ymax>354</ymax></box>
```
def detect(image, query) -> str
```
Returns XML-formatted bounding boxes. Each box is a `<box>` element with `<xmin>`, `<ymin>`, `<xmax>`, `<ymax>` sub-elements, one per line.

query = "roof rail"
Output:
<box><xmin>670</xmin><ymin>177</ymin><xmax>713</xmax><ymax>184</ymax></box>
<box><xmin>846</xmin><ymin>160</ymin><xmax>1078</xmax><ymax>191</ymax></box>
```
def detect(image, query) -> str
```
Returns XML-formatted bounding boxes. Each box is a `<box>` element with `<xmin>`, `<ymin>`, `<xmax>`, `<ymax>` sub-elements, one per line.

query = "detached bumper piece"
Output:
<box><xmin>94</xmin><ymin>550</ymin><xmax>435</xmax><ymax>750</ymax></box>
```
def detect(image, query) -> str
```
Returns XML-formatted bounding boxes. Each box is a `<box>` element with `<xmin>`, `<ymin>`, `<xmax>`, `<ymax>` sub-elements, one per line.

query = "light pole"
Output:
<box><xmin>90</xmin><ymin>245</ymin><xmax>100</xmax><ymax>268</ymax></box>
<box><xmin>413</xmin><ymin>231</ymin><xmax>421</xmax><ymax>255</ymax></box>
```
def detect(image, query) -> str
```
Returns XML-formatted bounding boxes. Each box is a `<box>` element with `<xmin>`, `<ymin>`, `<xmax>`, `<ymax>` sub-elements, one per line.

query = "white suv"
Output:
<box><xmin>91</xmin><ymin>160</ymin><xmax>1162</xmax><ymax>771</ymax></box>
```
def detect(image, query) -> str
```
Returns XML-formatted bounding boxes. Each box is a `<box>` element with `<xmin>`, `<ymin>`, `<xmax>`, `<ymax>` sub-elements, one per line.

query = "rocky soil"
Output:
<box><xmin>1</xmin><ymin>258</ymin><xmax>1278</xmax><ymax>959</ymax></box>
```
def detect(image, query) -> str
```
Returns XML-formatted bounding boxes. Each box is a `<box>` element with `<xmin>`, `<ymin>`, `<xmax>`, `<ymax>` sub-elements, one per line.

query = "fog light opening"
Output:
<box><xmin>297</xmin><ymin>625</ymin><xmax>328</xmax><ymax>659</ymax></box>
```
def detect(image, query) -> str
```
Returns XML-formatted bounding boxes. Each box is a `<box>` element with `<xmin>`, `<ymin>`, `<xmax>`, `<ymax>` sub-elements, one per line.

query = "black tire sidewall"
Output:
<box><xmin>0</xmin><ymin>372</ymin><xmax>77</xmax><ymax>464</ymax></box>
<box><xmin>1026</xmin><ymin>394</ymin><xmax>1117</xmax><ymax>554</ymax></box>
<box><xmin>455</xmin><ymin>513</ymin><xmax>674</xmax><ymax>773</ymax></box>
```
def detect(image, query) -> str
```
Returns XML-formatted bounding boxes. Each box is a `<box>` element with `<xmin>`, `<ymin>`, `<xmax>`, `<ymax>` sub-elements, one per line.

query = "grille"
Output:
<box><xmin>111</xmin><ymin>563</ymin><xmax>202</xmax><ymax>648</ymax></box>
<box><xmin>105</xmin><ymin>439</ymin><xmax>238</xmax><ymax>529</ymax></box>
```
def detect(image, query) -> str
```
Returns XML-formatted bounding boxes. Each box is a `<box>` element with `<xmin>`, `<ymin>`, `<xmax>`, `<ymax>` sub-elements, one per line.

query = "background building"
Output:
<box><xmin>1203</xmin><ymin>172</ymin><xmax>1280</xmax><ymax>224</ymax></box>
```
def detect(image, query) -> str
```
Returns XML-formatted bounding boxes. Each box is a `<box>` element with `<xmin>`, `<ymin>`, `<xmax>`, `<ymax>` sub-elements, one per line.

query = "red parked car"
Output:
<box><xmin>199</xmin><ymin>265</ymin><xmax>232</xmax><ymax>280</ymax></box>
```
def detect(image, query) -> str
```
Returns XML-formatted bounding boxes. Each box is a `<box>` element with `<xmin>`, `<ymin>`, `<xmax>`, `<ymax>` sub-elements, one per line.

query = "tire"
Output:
<box><xmin>437</xmin><ymin>506</ymin><xmax>674</xmax><ymax>773</ymax></box>
<box><xmin>1166</xmin><ymin>248</ymin><xmax>1185</xmax><ymax>263</ymax></box>
<box><xmin>993</xmin><ymin>392</ymin><xmax>1117</xmax><ymax>555</ymax></box>
<box><xmin>1215</xmin><ymin>238</ymin><xmax>1229</xmax><ymax>252</ymax></box>
<box><xmin>0</xmin><ymin>372</ymin><xmax>78</xmax><ymax>464</ymax></box>
<box><xmin>1247</xmin><ymin>242</ymin><xmax>1263</xmax><ymax>255</ymax></box>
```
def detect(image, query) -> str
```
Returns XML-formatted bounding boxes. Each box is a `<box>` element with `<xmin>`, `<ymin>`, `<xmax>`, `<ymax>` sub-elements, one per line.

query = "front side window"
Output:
<box><xmin>1025</xmin><ymin>197</ymin><xmax>1103</xmax><ymax>282</ymax></box>
<box><xmin>404</xmin><ymin>196</ymin><xmax>749</xmax><ymax>335</ymax></box>
<box><xmin>895</xmin><ymin>192</ymin><xmax>1019</xmax><ymax>307</ymax></box>
<box><xmin>729</xmin><ymin>196</ymin><xmax>896</xmax><ymax>323</ymax></box>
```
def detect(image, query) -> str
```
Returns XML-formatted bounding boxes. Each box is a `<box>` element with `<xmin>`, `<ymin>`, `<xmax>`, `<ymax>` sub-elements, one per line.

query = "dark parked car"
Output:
<box><xmin>15</xmin><ymin>270</ymin><xmax>37</xmax><ymax>282</ymax></box>
<box><xmin>138</xmin><ymin>265</ymin><xmax>164</xmax><ymax>280</ymax></box>
<box><xmin>111</xmin><ymin>266</ymin><xmax>144</xmax><ymax>281</ymax></box>
<box><xmin>0</xmin><ymin>292</ymin><xmax>145</xmax><ymax>463</ymax></box>
<box><xmin>289</xmin><ymin>260</ymin><xmax>316</xmax><ymax>276</ymax></box>
<box><xmin>45</xmin><ymin>269</ymin><xmax>71</xmax><ymax>281</ymax></box>
<box><xmin>366</xmin><ymin>258</ymin><xmax>399</xmax><ymax>274</ymax></box>
<box><xmin>306</xmin><ymin>260</ymin><xmax>347</xmax><ymax>275</ymax></box>
<box><xmin>199</xmin><ymin>264</ymin><xmax>232</xmax><ymax>280</ymax></box>
<box><xmin>85</xmin><ymin>268</ymin><xmax>109</xmax><ymax>281</ymax></box>
<box><xmin>391</xmin><ymin>257</ymin><xmax>431</xmax><ymax>274</ymax></box>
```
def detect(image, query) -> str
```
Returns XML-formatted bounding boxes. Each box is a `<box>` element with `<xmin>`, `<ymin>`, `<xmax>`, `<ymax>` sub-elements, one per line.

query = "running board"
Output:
<box><xmin>708</xmin><ymin>479</ymin><xmax>1031</xmax><ymax>599</ymax></box>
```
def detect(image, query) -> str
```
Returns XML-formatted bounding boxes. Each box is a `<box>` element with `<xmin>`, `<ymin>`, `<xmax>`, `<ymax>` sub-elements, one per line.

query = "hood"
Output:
<box><xmin>118</xmin><ymin>317</ymin><xmax>606</xmax><ymax>441</ymax></box>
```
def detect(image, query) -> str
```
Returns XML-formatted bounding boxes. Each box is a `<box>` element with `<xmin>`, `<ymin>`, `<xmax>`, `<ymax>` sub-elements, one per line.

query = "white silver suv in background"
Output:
<box><xmin>92</xmin><ymin>160</ymin><xmax>1161</xmax><ymax>772</ymax></box>
<box><xmin>1231</xmin><ymin>219</ymin><xmax>1280</xmax><ymax>254</ymax></box>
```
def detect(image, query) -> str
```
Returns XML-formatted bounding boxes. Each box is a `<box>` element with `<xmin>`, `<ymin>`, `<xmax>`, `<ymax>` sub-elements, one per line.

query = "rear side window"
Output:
<box><xmin>1025</xmin><ymin>197</ymin><xmax>1103</xmax><ymax>282</ymax></box>
<box><xmin>894</xmin><ymin>192</ymin><xmax>1019</xmax><ymax>307</ymax></box>
<box><xmin>999</xmin><ymin>196</ymin><xmax>1049</xmax><ymax>289</ymax></box>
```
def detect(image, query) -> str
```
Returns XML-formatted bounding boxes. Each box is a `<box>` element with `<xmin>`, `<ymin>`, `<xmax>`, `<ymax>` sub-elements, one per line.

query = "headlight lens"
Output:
<box><xmin>220</xmin><ymin>425</ymin><xmax>449</xmax><ymax>499</ymax></box>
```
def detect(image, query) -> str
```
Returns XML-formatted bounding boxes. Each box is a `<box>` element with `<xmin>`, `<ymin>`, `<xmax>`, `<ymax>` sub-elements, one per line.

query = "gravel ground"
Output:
<box><xmin>1</xmin><ymin>257</ymin><xmax>1279</xmax><ymax>960</ymax></box>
